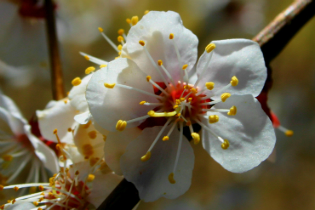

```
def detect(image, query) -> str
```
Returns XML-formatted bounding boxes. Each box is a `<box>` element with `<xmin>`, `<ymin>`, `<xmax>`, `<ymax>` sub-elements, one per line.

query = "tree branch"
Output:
<box><xmin>44</xmin><ymin>0</ymin><xmax>65</xmax><ymax>100</ymax></box>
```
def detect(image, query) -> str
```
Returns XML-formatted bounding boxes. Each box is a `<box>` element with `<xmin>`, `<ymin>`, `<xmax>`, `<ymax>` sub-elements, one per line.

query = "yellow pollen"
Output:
<box><xmin>117</xmin><ymin>36</ymin><xmax>124</xmax><ymax>42</ymax></box>
<box><xmin>146</xmin><ymin>75</ymin><xmax>151</xmax><ymax>82</ymax></box>
<box><xmin>227</xmin><ymin>106</ymin><xmax>237</xmax><ymax>116</ymax></box>
<box><xmin>191</xmin><ymin>88</ymin><xmax>197</xmax><ymax>93</ymax></box>
<box><xmin>84</xmin><ymin>55</ymin><xmax>90</xmax><ymax>60</ymax></box>
<box><xmin>186</xmin><ymin>121</ymin><xmax>191</xmax><ymax>126</ymax></box>
<box><xmin>285</xmin><ymin>130</ymin><xmax>294</xmax><ymax>137</ymax></box>
<box><xmin>175</xmin><ymin>99</ymin><xmax>180</xmax><ymax>104</ymax></box>
<box><xmin>158</xmin><ymin>60</ymin><xmax>163</xmax><ymax>66</ymax></box>
<box><xmin>82</xmin><ymin>144</ymin><xmax>94</xmax><ymax>157</ymax></box>
<box><xmin>116</xmin><ymin>120</ymin><xmax>127</xmax><ymax>131</ymax></box>
<box><xmin>103</xmin><ymin>135</ymin><xmax>107</xmax><ymax>141</ymax></box>
<box><xmin>88</xmin><ymin>130</ymin><xmax>97</xmax><ymax>139</ymax></box>
<box><xmin>87</xmin><ymin>174</ymin><xmax>95</xmax><ymax>182</ymax></box>
<box><xmin>7</xmin><ymin>200</ymin><xmax>11</xmax><ymax>204</ymax></box>
<box><xmin>162</xmin><ymin>136</ymin><xmax>169</xmax><ymax>141</ymax></box>
<box><xmin>191</xmin><ymin>132</ymin><xmax>200</xmax><ymax>144</ymax></box>
<box><xmin>230</xmin><ymin>76</ymin><xmax>239</xmax><ymax>86</ymax></box>
<box><xmin>67</xmin><ymin>128</ymin><xmax>72</xmax><ymax>132</ymax></box>
<box><xmin>205</xmin><ymin>82</ymin><xmax>215</xmax><ymax>90</ymax></box>
<box><xmin>33</xmin><ymin>201</ymin><xmax>39</xmax><ymax>206</ymax></box>
<box><xmin>71</xmin><ymin>77</ymin><xmax>81</xmax><ymax>86</ymax></box>
<box><xmin>144</xmin><ymin>10</ymin><xmax>149</xmax><ymax>15</ymax></box>
<box><xmin>104</xmin><ymin>83</ymin><xmax>116</xmax><ymax>89</ymax></box>
<box><xmin>126</xmin><ymin>18</ymin><xmax>131</xmax><ymax>24</ymax></box>
<box><xmin>117</xmin><ymin>44</ymin><xmax>123</xmax><ymax>51</ymax></box>
<box><xmin>168</xmin><ymin>173</ymin><xmax>176</xmax><ymax>184</ymax></box>
<box><xmin>118</xmin><ymin>29</ymin><xmax>124</xmax><ymax>35</ymax></box>
<box><xmin>188</xmin><ymin>98</ymin><xmax>192</xmax><ymax>102</ymax></box>
<box><xmin>139</xmin><ymin>101</ymin><xmax>146</xmax><ymax>105</ymax></box>
<box><xmin>221</xmin><ymin>93</ymin><xmax>231</xmax><ymax>102</ymax></box>
<box><xmin>84</xmin><ymin>120</ymin><xmax>92</xmax><ymax>129</ymax></box>
<box><xmin>85</xmin><ymin>66</ymin><xmax>95</xmax><ymax>74</ymax></box>
<box><xmin>173</xmin><ymin>105</ymin><xmax>178</xmax><ymax>109</ymax></box>
<box><xmin>118</xmin><ymin>51</ymin><xmax>122</xmax><ymax>56</ymax></box>
<box><xmin>38</xmin><ymin>208</ymin><xmax>43</xmax><ymax>210</ymax></box>
<box><xmin>209</xmin><ymin>115</ymin><xmax>219</xmax><ymax>123</ymax></box>
<box><xmin>148</xmin><ymin>110</ymin><xmax>177</xmax><ymax>117</ymax></box>
<box><xmin>205</xmin><ymin>43</ymin><xmax>216</xmax><ymax>53</ymax></box>
<box><xmin>98</xmin><ymin>27</ymin><xmax>103</xmax><ymax>32</ymax></box>
<box><xmin>176</xmin><ymin>113</ymin><xmax>181</xmax><ymax>118</ymax></box>
<box><xmin>180</xmin><ymin>97</ymin><xmax>185</xmax><ymax>102</ymax></box>
<box><xmin>182</xmin><ymin>64</ymin><xmax>188</xmax><ymax>70</ymax></box>
<box><xmin>148</xmin><ymin>110</ymin><xmax>155</xmax><ymax>117</ymax></box>
<box><xmin>139</xmin><ymin>40</ymin><xmax>145</xmax><ymax>46</ymax></box>
<box><xmin>141</xmin><ymin>151</ymin><xmax>151</xmax><ymax>162</ymax></box>
<box><xmin>131</xmin><ymin>16</ymin><xmax>139</xmax><ymax>26</ymax></box>
<box><xmin>53</xmin><ymin>129</ymin><xmax>57</xmax><ymax>134</ymax></box>
<box><xmin>2</xmin><ymin>155</ymin><xmax>13</xmax><ymax>162</ymax></box>
<box><xmin>39</xmin><ymin>185</ymin><xmax>44</xmax><ymax>191</ymax></box>
<box><xmin>221</xmin><ymin>139</ymin><xmax>230</xmax><ymax>150</ymax></box>
<box><xmin>169</xmin><ymin>33</ymin><xmax>174</xmax><ymax>39</ymax></box>
<box><xmin>100</xmin><ymin>64</ymin><xmax>107</xmax><ymax>68</ymax></box>
<box><xmin>64</xmin><ymin>100</ymin><xmax>68</xmax><ymax>104</ymax></box>
<box><xmin>13</xmin><ymin>186</ymin><xmax>19</xmax><ymax>191</ymax></box>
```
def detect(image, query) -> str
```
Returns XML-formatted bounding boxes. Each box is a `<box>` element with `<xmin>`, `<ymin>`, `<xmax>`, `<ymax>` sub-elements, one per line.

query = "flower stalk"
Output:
<box><xmin>44</xmin><ymin>0</ymin><xmax>65</xmax><ymax>100</ymax></box>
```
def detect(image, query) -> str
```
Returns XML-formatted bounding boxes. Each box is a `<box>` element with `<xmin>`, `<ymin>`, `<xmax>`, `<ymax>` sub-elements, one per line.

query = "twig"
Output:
<box><xmin>253</xmin><ymin>0</ymin><xmax>315</xmax><ymax>63</ymax></box>
<box><xmin>44</xmin><ymin>0</ymin><xmax>65</xmax><ymax>100</ymax></box>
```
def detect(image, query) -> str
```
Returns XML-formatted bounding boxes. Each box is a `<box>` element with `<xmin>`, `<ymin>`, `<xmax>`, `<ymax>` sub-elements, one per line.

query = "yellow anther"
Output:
<box><xmin>67</xmin><ymin>128</ymin><xmax>72</xmax><ymax>132</ymax></box>
<box><xmin>148</xmin><ymin>110</ymin><xmax>177</xmax><ymax>117</ymax></box>
<box><xmin>75</xmin><ymin>170</ymin><xmax>80</xmax><ymax>176</ymax></box>
<box><xmin>205</xmin><ymin>43</ymin><xmax>216</xmax><ymax>53</ymax></box>
<box><xmin>126</xmin><ymin>18</ymin><xmax>131</xmax><ymax>24</ymax></box>
<box><xmin>71</xmin><ymin>77</ymin><xmax>81</xmax><ymax>86</ymax></box>
<box><xmin>87</xmin><ymin>174</ymin><xmax>95</xmax><ymax>182</ymax></box>
<box><xmin>33</xmin><ymin>201</ymin><xmax>39</xmax><ymax>206</ymax></box>
<box><xmin>158</xmin><ymin>60</ymin><xmax>163</xmax><ymax>66</ymax></box>
<box><xmin>191</xmin><ymin>132</ymin><xmax>200</xmax><ymax>144</ymax></box>
<box><xmin>38</xmin><ymin>208</ymin><xmax>43</xmax><ymax>210</ymax></box>
<box><xmin>230</xmin><ymin>76</ymin><xmax>239</xmax><ymax>86</ymax></box>
<box><xmin>209</xmin><ymin>115</ymin><xmax>219</xmax><ymax>123</ymax></box>
<box><xmin>2</xmin><ymin>155</ymin><xmax>13</xmax><ymax>162</ymax></box>
<box><xmin>12</xmin><ymin>200</ymin><xmax>16</xmax><ymax>204</ymax></box>
<box><xmin>53</xmin><ymin>129</ymin><xmax>57</xmax><ymax>134</ymax></box>
<box><xmin>100</xmin><ymin>64</ymin><xmax>107</xmax><ymax>68</ymax></box>
<box><xmin>175</xmin><ymin>99</ymin><xmax>180</xmax><ymax>104</ymax></box>
<box><xmin>227</xmin><ymin>106</ymin><xmax>237</xmax><ymax>116</ymax></box>
<box><xmin>188</xmin><ymin>98</ymin><xmax>192</xmax><ymax>102</ymax></box>
<box><xmin>84</xmin><ymin>55</ymin><xmax>90</xmax><ymax>60</ymax></box>
<box><xmin>191</xmin><ymin>88</ymin><xmax>197</xmax><ymax>93</ymax></box>
<box><xmin>82</xmin><ymin>144</ymin><xmax>94</xmax><ymax>157</ymax></box>
<box><xmin>7</xmin><ymin>200</ymin><xmax>11</xmax><ymax>204</ymax></box>
<box><xmin>169</xmin><ymin>33</ymin><xmax>174</xmax><ymax>39</ymax></box>
<box><xmin>180</xmin><ymin>97</ymin><xmax>185</xmax><ymax>102</ymax></box>
<box><xmin>131</xmin><ymin>16</ymin><xmax>139</xmax><ymax>26</ymax></box>
<box><xmin>140</xmin><ymin>151</ymin><xmax>151</xmax><ymax>162</ymax></box>
<box><xmin>98</xmin><ymin>27</ymin><xmax>103</xmax><ymax>32</ymax></box>
<box><xmin>148</xmin><ymin>110</ymin><xmax>155</xmax><ymax>116</ymax></box>
<box><xmin>116</xmin><ymin>120</ymin><xmax>127</xmax><ymax>131</ymax></box>
<box><xmin>139</xmin><ymin>101</ymin><xmax>146</xmax><ymax>105</ymax></box>
<box><xmin>117</xmin><ymin>36</ymin><xmax>124</xmax><ymax>42</ymax></box>
<box><xmin>221</xmin><ymin>93</ymin><xmax>231</xmax><ymax>102</ymax></box>
<box><xmin>104</xmin><ymin>83</ymin><xmax>116</xmax><ymax>88</ymax></box>
<box><xmin>205</xmin><ymin>82</ymin><xmax>215</xmax><ymax>90</ymax></box>
<box><xmin>103</xmin><ymin>135</ymin><xmax>107</xmax><ymax>141</ymax></box>
<box><xmin>221</xmin><ymin>139</ymin><xmax>230</xmax><ymax>150</ymax></box>
<box><xmin>176</xmin><ymin>113</ymin><xmax>181</xmax><ymax>118</ymax></box>
<box><xmin>162</xmin><ymin>136</ymin><xmax>169</xmax><ymax>141</ymax></box>
<box><xmin>182</xmin><ymin>64</ymin><xmax>188</xmax><ymax>70</ymax></box>
<box><xmin>144</xmin><ymin>10</ymin><xmax>149</xmax><ymax>15</ymax></box>
<box><xmin>118</xmin><ymin>51</ymin><xmax>122</xmax><ymax>56</ymax></box>
<box><xmin>88</xmin><ymin>130</ymin><xmax>97</xmax><ymax>139</ymax></box>
<box><xmin>13</xmin><ymin>186</ymin><xmax>19</xmax><ymax>191</ymax></box>
<box><xmin>168</xmin><ymin>173</ymin><xmax>176</xmax><ymax>184</ymax></box>
<box><xmin>117</xmin><ymin>44</ymin><xmax>123</xmax><ymax>51</ymax></box>
<box><xmin>85</xmin><ymin>66</ymin><xmax>95</xmax><ymax>74</ymax></box>
<box><xmin>64</xmin><ymin>100</ymin><xmax>68</xmax><ymax>104</ymax></box>
<box><xmin>118</xmin><ymin>29</ymin><xmax>124</xmax><ymax>35</ymax></box>
<box><xmin>39</xmin><ymin>185</ymin><xmax>44</xmax><ymax>191</ymax></box>
<box><xmin>146</xmin><ymin>75</ymin><xmax>151</xmax><ymax>82</ymax></box>
<box><xmin>139</xmin><ymin>40</ymin><xmax>145</xmax><ymax>46</ymax></box>
<box><xmin>186</xmin><ymin>121</ymin><xmax>191</xmax><ymax>126</ymax></box>
<box><xmin>173</xmin><ymin>105</ymin><xmax>178</xmax><ymax>109</ymax></box>
<box><xmin>285</xmin><ymin>130</ymin><xmax>294</xmax><ymax>137</ymax></box>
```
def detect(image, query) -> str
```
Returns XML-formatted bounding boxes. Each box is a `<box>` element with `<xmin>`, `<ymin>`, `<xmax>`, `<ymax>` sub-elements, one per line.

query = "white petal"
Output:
<box><xmin>121</xmin><ymin>126</ymin><xmax>194</xmax><ymax>202</ymax></box>
<box><xmin>0</xmin><ymin>93</ymin><xmax>24</xmax><ymax>121</ymax></box>
<box><xmin>69</xmin><ymin>74</ymin><xmax>92</xmax><ymax>112</ymax></box>
<box><xmin>122</xmin><ymin>11</ymin><xmax>198</xmax><ymax>82</ymax></box>
<box><xmin>86</xmin><ymin>58</ymin><xmax>158</xmax><ymax>132</ymax></box>
<box><xmin>196</xmin><ymin>39</ymin><xmax>266</xmax><ymax>98</ymax></box>
<box><xmin>202</xmin><ymin>95</ymin><xmax>276</xmax><ymax>173</ymax></box>
<box><xmin>104</xmin><ymin>127</ymin><xmax>141</xmax><ymax>175</ymax></box>
<box><xmin>36</xmin><ymin>100</ymin><xmax>77</xmax><ymax>143</ymax></box>
<box><xmin>74</xmin><ymin>111</ymin><xmax>91</xmax><ymax>124</ymax></box>
<box><xmin>5</xmin><ymin>203</ymin><xmax>35</xmax><ymax>210</ymax></box>
<box><xmin>86</xmin><ymin>173</ymin><xmax>123</xmax><ymax>208</ymax></box>
<box><xmin>24</xmin><ymin>125</ymin><xmax>59</xmax><ymax>173</ymax></box>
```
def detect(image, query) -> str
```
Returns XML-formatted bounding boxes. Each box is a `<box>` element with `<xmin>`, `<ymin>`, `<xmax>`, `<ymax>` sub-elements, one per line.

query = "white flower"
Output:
<box><xmin>0</xmin><ymin>92</ymin><xmax>59</xmax><ymax>188</ymax></box>
<box><xmin>85</xmin><ymin>11</ymin><xmax>276</xmax><ymax>201</ymax></box>
<box><xmin>36</xmin><ymin>74</ymin><xmax>107</xmax><ymax>160</ymax></box>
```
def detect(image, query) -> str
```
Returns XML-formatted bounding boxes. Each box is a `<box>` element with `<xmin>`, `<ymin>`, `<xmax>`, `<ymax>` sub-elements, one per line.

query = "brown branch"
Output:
<box><xmin>44</xmin><ymin>0</ymin><xmax>65</xmax><ymax>100</ymax></box>
<box><xmin>253</xmin><ymin>0</ymin><xmax>315</xmax><ymax>63</ymax></box>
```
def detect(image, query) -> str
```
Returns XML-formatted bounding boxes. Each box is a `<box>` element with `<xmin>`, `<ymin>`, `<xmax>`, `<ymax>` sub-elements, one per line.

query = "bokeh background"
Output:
<box><xmin>0</xmin><ymin>0</ymin><xmax>315</xmax><ymax>209</ymax></box>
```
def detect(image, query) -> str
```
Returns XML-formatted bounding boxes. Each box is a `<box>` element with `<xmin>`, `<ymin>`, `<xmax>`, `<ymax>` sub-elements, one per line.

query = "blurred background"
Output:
<box><xmin>0</xmin><ymin>0</ymin><xmax>314</xmax><ymax>209</ymax></box>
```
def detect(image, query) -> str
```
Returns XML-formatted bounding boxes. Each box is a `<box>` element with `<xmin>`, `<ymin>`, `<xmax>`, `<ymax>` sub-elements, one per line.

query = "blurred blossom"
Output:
<box><xmin>0</xmin><ymin>91</ymin><xmax>58</xmax><ymax>201</ymax></box>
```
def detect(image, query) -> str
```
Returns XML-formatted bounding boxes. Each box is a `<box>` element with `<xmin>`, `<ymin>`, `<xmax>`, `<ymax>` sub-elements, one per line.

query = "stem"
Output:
<box><xmin>44</xmin><ymin>0</ymin><xmax>65</xmax><ymax>100</ymax></box>
<box><xmin>252</xmin><ymin>0</ymin><xmax>315</xmax><ymax>63</ymax></box>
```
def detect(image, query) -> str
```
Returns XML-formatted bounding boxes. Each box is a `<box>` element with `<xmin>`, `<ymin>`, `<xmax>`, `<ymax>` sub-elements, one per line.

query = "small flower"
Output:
<box><xmin>0</xmin><ymin>92</ymin><xmax>59</xmax><ymax>189</ymax></box>
<box><xmin>85</xmin><ymin>11</ymin><xmax>276</xmax><ymax>201</ymax></box>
